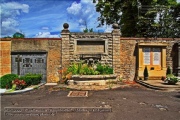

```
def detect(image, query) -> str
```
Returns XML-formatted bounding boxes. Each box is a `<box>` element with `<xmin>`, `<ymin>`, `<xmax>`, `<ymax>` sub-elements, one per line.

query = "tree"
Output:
<box><xmin>3</xmin><ymin>36</ymin><xmax>12</xmax><ymax>38</ymax></box>
<box><xmin>140</xmin><ymin>0</ymin><xmax>179</xmax><ymax>38</ymax></box>
<box><xmin>172</xmin><ymin>3</ymin><xmax>180</xmax><ymax>37</ymax></box>
<box><xmin>166</xmin><ymin>66</ymin><xmax>172</xmax><ymax>75</ymax></box>
<box><xmin>143</xmin><ymin>66</ymin><xmax>149</xmax><ymax>80</ymax></box>
<box><xmin>13</xmin><ymin>32</ymin><xmax>25</xmax><ymax>38</ymax></box>
<box><xmin>82</xmin><ymin>20</ymin><xmax>93</xmax><ymax>33</ymax></box>
<box><xmin>94</xmin><ymin>0</ymin><xmax>179</xmax><ymax>37</ymax></box>
<box><xmin>95</xmin><ymin>0</ymin><xmax>154</xmax><ymax>37</ymax></box>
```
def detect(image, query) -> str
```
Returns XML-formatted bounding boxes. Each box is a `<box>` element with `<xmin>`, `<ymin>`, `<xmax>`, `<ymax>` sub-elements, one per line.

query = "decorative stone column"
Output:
<box><xmin>61</xmin><ymin>23</ymin><xmax>70</xmax><ymax>69</ymax></box>
<box><xmin>112</xmin><ymin>23</ymin><xmax>121</xmax><ymax>76</ymax></box>
<box><xmin>177</xmin><ymin>42</ymin><xmax>180</xmax><ymax>77</ymax></box>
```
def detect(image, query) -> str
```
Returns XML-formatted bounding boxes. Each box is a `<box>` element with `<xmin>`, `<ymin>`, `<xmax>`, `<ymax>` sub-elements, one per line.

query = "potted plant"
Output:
<box><xmin>143</xmin><ymin>66</ymin><xmax>149</xmax><ymax>80</ymax></box>
<box><xmin>161</xmin><ymin>76</ymin><xmax>166</xmax><ymax>81</ymax></box>
<box><xmin>166</xmin><ymin>66</ymin><xmax>172</xmax><ymax>75</ymax></box>
<box><xmin>164</xmin><ymin>74</ymin><xmax>179</xmax><ymax>85</ymax></box>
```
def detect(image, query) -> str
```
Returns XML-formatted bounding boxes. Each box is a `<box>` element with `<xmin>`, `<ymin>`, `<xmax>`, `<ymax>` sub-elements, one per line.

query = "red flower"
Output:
<box><xmin>12</xmin><ymin>79</ymin><xmax>26</xmax><ymax>90</ymax></box>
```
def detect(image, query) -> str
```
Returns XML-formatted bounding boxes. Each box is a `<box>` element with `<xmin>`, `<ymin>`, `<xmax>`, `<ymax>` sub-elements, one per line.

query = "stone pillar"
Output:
<box><xmin>177</xmin><ymin>42</ymin><xmax>180</xmax><ymax>77</ymax></box>
<box><xmin>61</xmin><ymin>23</ymin><xmax>70</xmax><ymax>69</ymax></box>
<box><xmin>138</xmin><ymin>47</ymin><xmax>143</xmax><ymax>72</ymax></box>
<box><xmin>162</xmin><ymin>47</ymin><xmax>167</xmax><ymax>71</ymax></box>
<box><xmin>112</xmin><ymin>23</ymin><xmax>121</xmax><ymax>76</ymax></box>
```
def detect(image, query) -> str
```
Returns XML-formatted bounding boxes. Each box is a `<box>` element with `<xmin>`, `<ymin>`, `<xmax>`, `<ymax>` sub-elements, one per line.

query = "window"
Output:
<box><xmin>143</xmin><ymin>47</ymin><xmax>161</xmax><ymax>65</ymax></box>
<box><xmin>23</xmin><ymin>58</ymin><xmax>32</xmax><ymax>67</ymax></box>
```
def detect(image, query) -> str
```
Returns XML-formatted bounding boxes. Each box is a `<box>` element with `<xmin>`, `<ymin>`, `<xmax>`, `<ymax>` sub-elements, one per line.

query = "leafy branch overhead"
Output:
<box><xmin>94</xmin><ymin>0</ymin><xmax>180</xmax><ymax>38</ymax></box>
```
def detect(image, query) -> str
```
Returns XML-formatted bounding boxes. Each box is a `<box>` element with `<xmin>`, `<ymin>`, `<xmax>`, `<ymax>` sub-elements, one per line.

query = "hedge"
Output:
<box><xmin>22</xmin><ymin>73</ymin><xmax>42</xmax><ymax>86</ymax></box>
<box><xmin>0</xmin><ymin>73</ymin><xmax>42</xmax><ymax>89</ymax></box>
<box><xmin>0</xmin><ymin>74</ymin><xmax>19</xmax><ymax>88</ymax></box>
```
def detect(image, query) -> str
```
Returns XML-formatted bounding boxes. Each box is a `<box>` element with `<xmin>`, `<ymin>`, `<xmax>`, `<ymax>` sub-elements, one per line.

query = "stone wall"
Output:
<box><xmin>61</xmin><ymin>24</ymin><xmax>122</xmax><ymax>78</ymax></box>
<box><xmin>11</xmin><ymin>38</ymin><xmax>61</xmax><ymax>83</ymax></box>
<box><xmin>69</xmin><ymin>33</ymin><xmax>113</xmax><ymax>66</ymax></box>
<box><xmin>0</xmin><ymin>39</ymin><xmax>11</xmax><ymax>77</ymax></box>
<box><xmin>119</xmin><ymin>38</ymin><xmax>137</xmax><ymax>81</ymax></box>
<box><xmin>167</xmin><ymin>38</ymin><xmax>179</xmax><ymax>75</ymax></box>
<box><xmin>119</xmin><ymin>38</ymin><xmax>180</xmax><ymax>80</ymax></box>
<box><xmin>0</xmin><ymin>29</ymin><xmax>179</xmax><ymax>82</ymax></box>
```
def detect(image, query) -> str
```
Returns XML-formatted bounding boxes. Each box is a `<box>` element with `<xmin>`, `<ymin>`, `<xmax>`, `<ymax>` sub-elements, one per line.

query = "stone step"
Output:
<box><xmin>68</xmin><ymin>79</ymin><xmax>118</xmax><ymax>86</ymax></box>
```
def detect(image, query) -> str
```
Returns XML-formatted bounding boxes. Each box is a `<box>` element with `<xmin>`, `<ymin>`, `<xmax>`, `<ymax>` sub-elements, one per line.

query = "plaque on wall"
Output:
<box><xmin>143</xmin><ymin>48</ymin><xmax>150</xmax><ymax>65</ymax></box>
<box><xmin>76</xmin><ymin>41</ymin><xmax>105</xmax><ymax>54</ymax></box>
<box><xmin>153</xmin><ymin>48</ymin><xmax>161</xmax><ymax>65</ymax></box>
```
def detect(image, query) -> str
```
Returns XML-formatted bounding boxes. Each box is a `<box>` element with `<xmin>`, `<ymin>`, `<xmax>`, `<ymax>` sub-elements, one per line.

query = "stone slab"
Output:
<box><xmin>67</xmin><ymin>91</ymin><xmax>88</xmax><ymax>97</ymax></box>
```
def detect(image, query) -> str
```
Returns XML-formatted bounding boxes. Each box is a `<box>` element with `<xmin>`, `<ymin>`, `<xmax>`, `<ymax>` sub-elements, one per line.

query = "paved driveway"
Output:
<box><xmin>1</xmin><ymin>85</ymin><xmax>180</xmax><ymax>120</ymax></box>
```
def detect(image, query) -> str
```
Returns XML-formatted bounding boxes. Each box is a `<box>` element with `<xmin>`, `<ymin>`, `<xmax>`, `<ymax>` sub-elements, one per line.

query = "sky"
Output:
<box><xmin>1</xmin><ymin>0</ymin><xmax>180</xmax><ymax>38</ymax></box>
<box><xmin>1</xmin><ymin>0</ymin><xmax>113</xmax><ymax>38</ymax></box>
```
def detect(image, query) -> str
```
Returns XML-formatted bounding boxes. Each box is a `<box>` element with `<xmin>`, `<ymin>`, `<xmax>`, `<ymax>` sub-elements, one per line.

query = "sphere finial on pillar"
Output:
<box><xmin>61</xmin><ymin>23</ymin><xmax>70</xmax><ymax>33</ymax></box>
<box><xmin>112</xmin><ymin>23</ymin><xmax>119</xmax><ymax>29</ymax></box>
<box><xmin>63</xmin><ymin>23</ymin><xmax>69</xmax><ymax>29</ymax></box>
<box><xmin>112</xmin><ymin>23</ymin><xmax>121</xmax><ymax>36</ymax></box>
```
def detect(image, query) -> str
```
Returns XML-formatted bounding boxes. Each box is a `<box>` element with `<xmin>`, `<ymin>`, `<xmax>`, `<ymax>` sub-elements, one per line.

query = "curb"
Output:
<box><xmin>0</xmin><ymin>82</ymin><xmax>46</xmax><ymax>95</ymax></box>
<box><xmin>135</xmin><ymin>80</ymin><xmax>166</xmax><ymax>90</ymax></box>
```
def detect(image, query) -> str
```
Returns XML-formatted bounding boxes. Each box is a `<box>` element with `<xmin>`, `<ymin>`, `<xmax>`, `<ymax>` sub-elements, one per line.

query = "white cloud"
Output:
<box><xmin>104</xmin><ymin>25</ymin><xmax>113</xmax><ymax>33</ymax></box>
<box><xmin>81</xmin><ymin>0</ymin><xmax>92</xmax><ymax>4</ymax></box>
<box><xmin>1</xmin><ymin>2</ymin><xmax>29</xmax><ymax>13</ymax></box>
<box><xmin>78</xmin><ymin>19</ymin><xmax>84</xmax><ymax>24</ymax></box>
<box><xmin>66</xmin><ymin>0</ymin><xmax>99</xmax><ymax>31</ymax></box>
<box><xmin>2</xmin><ymin>18</ymin><xmax>19</xmax><ymax>27</ymax></box>
<box><xmin>0</xmin><ymin>2</ymin><xmax>29</xmax><ymax>36</ymax></box>
<box><xmin>35</xmin><ymin>32</ymin><xmax>59</xmax><ymax>38</ymax></box>
<box><xmin>41</xmin><ymin>27</ymin><xmax>49</xmax><ymax>30</ymax></box>
<box><xmin>67</xmin><ymin>2</ymin><xmax>81</xmax><ymax>15</ymax></box>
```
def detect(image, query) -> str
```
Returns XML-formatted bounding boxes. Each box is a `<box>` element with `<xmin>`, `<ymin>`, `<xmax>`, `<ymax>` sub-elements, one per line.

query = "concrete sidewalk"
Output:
<box><xmin>135</xmin><ymin>79</ymin><xmax>180</xmax><ymax>91</ymax></box>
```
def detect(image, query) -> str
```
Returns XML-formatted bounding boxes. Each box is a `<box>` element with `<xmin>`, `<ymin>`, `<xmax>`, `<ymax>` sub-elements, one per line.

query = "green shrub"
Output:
<box><xmin>66</xmin><ymin>62</ymin><xmax>113</xmax><ymax>75</ymax></box>
<box><xmin>103</xmin><ymin>65</ymin><xmax>113</xmax><ymax>74</ymax></box>
<box><xmin>96</xmin><ymin>63</ymin><xmax>113</xmax><ymax>75</ymax></box>
<box><xmin>166</xmin><ymin>74</ymin><xmax>179</xmax><ymax>85</ymax></box>
<box><xmin>96</xmin><ymin>63</ymin><xmax>104</xmax><ymax>74</ymax></box>
<box><xmin>0</xmin><ymin>74</ymin><xmax>19</xmax><ymax>88</ymax></box>
<box><xmin>143</xmin><ymin>66</ymin><xmax>149</xmax><ymax>78</ymax></box>
<box><xmin>22</xmin><ymin>73</ymin><xmax>42</xmax><ymax>86</ymax></box>
<box><xmin>67</xmin><ymin>63</ymin><xmax>79</xmax><ymax>75</ymax></box>
<box><xmin>79</xmin><ymin>64</ymin><xmax>91</xmax><ymax>75</ymax></box>
<box><xmin>166</xmin><ymin>74</ymin><xmax>175</xmax><ymax>78</ymax></box>
<box><xmin>166</xmin><ymin>66</ymin><xmax>172</xmax><ymax>75</ymax></box>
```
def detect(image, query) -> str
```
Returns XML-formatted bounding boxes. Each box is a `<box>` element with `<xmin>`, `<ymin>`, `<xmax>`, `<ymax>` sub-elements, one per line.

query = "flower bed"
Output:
<box><xmin>0</xmin><ymin>73</ymin><xmax>42</xmax><ymax>92</ymax></box>
<box><xmin>59</xmin><ymin>62</ymin><xmax>116</xmax><ymax>84</ymax></box>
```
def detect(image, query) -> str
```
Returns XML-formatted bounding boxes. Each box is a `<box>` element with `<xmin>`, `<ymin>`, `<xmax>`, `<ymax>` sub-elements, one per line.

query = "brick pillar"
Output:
<box><xmin>0</xmin><ymin>38</ymin><xmax>11</xmax><ymax>77</ymax></box>
<box><xmin>61</xmin><ymin>23</ymin><xmax>70</xmax><ymax>69</ymax></box>
<box><xmin>112</xmin><ymin>23</ymin><xmax>121</xmax><ymax>76</ymax></box>
<box><xmin>177</xmin><ymin>42</ymin><xmax>180</xmax><ymax>77</ymax></box>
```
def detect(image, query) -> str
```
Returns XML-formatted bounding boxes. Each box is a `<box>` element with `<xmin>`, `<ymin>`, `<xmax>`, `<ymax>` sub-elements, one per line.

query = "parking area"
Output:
<box><xmin>1</xmin><ymin>85</ymin><xmax>180</xmax><ymax>120</ymax></box>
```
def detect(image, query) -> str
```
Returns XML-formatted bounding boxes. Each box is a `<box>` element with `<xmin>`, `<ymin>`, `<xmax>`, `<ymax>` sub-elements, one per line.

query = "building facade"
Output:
<box><xmin>0</xmin><ymin>24</ymin><xmax>179</xmax><ymax>83</ymax></box>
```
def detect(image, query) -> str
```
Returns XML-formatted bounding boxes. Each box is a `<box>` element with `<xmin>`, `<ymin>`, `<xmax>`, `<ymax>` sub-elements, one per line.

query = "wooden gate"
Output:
<box><xmin>11</xmin><ymin>52</ymin><xmax>47</xmax><ymax>82</ymax></box>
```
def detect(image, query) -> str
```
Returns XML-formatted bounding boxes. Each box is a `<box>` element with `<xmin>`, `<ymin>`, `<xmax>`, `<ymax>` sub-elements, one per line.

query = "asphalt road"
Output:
<box><xmin>1</xmin><ymin>85</ymin><xmax>180</xmax><ymax>120</ymax></box>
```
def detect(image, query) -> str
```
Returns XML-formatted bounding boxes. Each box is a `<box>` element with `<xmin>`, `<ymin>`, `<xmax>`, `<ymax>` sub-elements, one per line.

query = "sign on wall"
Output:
<box><xmin>76</xmin><ymin>40</ymin><xmax>105</xmax><ymax>54</ymax></box>
<box><xmin>143</xmin><ymin>47</ymin><xmax>151</xmax><ymax>65</ymax></box>
<box><xmin>153</xmin><ymin>48</ymin><xmax>161</xmax><ymax>65</ymax></box>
